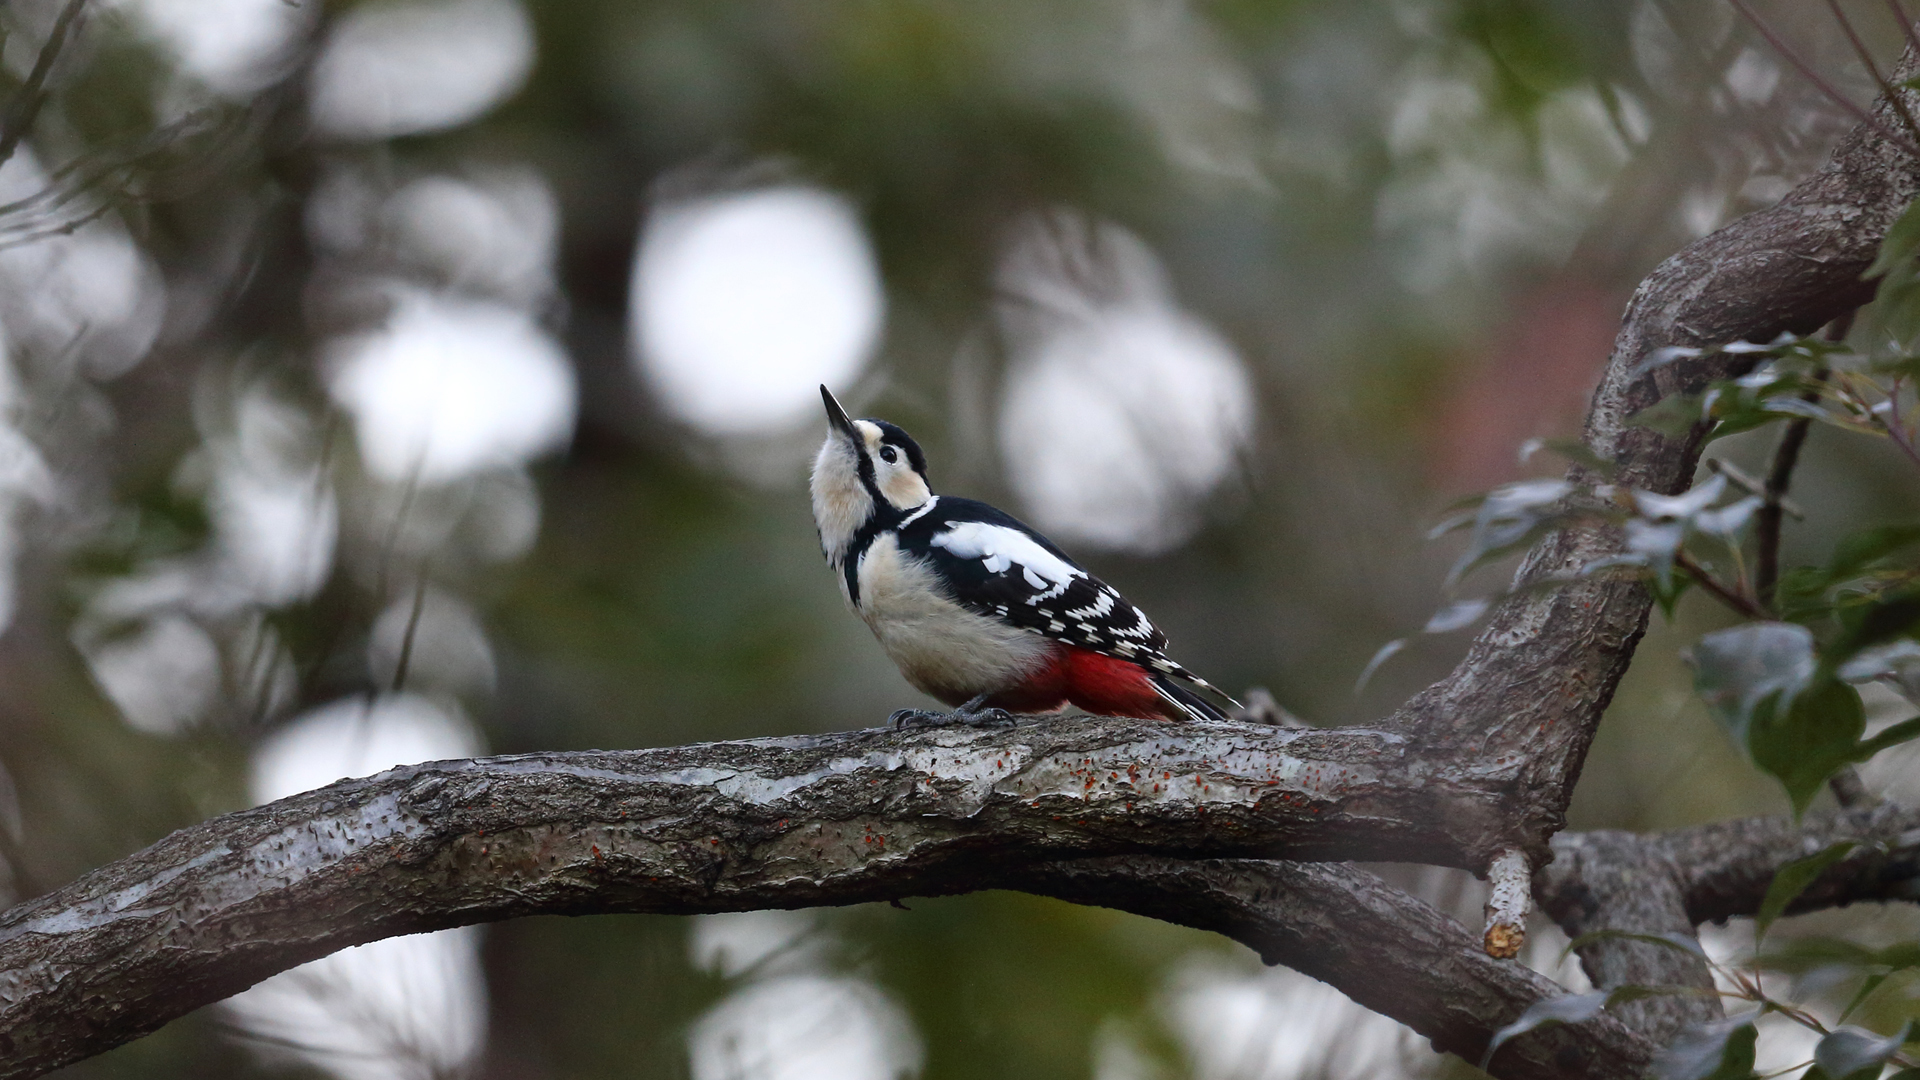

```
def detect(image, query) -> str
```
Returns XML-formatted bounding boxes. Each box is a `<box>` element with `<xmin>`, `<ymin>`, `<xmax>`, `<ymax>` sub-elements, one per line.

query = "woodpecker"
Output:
<box><xmin>810</xmin><ymin>386</ymin><xmax>1238</xmax><ymax>726</ymax></box>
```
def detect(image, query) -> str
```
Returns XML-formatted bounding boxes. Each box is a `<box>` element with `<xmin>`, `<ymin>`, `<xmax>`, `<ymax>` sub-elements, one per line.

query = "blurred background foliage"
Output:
<box><xmin>0</xmin><ymin>0</ymin><xmax>1914</xmax><ymax>1078</ymax></box>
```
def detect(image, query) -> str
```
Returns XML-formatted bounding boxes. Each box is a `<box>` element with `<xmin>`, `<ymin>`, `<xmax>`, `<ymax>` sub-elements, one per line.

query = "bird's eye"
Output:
<box><xmin>880</xmin><ymin>446</ymin><xmax>899</xmax><ymax>464</ymax></box>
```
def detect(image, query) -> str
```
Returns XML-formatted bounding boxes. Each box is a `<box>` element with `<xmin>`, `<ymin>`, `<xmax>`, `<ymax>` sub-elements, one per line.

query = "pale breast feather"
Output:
<box><xmin>897</xmin><ymin>498</ymin><xmax>1173</xmax><ymax>663</ymax></box>
<box><xmin>853</xmin><ymin>532</ymin><xmax>1051</xmax><ymax>701</ymax></box>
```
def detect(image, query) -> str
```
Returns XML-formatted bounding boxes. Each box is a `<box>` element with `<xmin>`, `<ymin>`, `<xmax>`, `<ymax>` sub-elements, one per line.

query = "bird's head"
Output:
<box><xmin>811</xmin><ymin>386</ymin><xmax>931</xmax><ymax>564</ymax></box>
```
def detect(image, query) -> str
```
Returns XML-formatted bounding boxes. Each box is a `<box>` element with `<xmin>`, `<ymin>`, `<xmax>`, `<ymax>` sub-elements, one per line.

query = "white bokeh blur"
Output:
<box><xmin>0</xmin><ymin>151</ymin><xmax>164</xmax><ymax>378</ymax></box>
<box><xmin>224</xmin><ymin>694</ymin><xmax>489</xmax><ymax>1080</ymax></box>
<box><xmin>208</xmin><ymin>388</ymin><xmax>340</xmax><ymax>607</ymax></box>
<box><xmin>310</xmin><ymin>0</ymin><xmax>535</xmax><ymax>140</ymax></box>
<box><xmin>117</xmin><ymin>0</ymin><xmax>313</xmax><ymax>98</ymax></box>
<box><xmin>1377</xmin><ymin>58</ymin><xmax>1635</xmax><ymax>293</ymax></box>
<box><xmin>688</xmin><ymin>911</ymin><xmax>924</xmax><ymax>1080</ymax></box>
<box><xmin>1858</xmin><ymin>683</ymin><xmax>1920</xmax><ymax>804</ymax></box>
<box><xmin>308</xmin><ymin>162</ymin><xmax>559</xmax><ymax>308</ymax></box>
<box><xmin>75</xmin><ymin>382</ymin><xmax>331</xmax><ymax>735</ymax></box>
<box><xmin>0</xmin><ymin>329</ymin><xmax>55</xmax><ymax>635</ymax></box>
<box><xmin>690</xmin><ymin>910</ymin><xmax>826</xmax><ymax>978</ymax></box>
<box><xmin>630</xmin><ymin>184</ymin><xmax>884</xmax><ymax>435</ymax></box>
<box><xmin>368</xmin><ymin>587</ymin><xmax>498</xmax><ymax>698</ymax></box>
<box><xmin>82</xmin><ymin>613</ymin><xmax>224</xmax><ymax>736</ymax></box>
<box><xmin>383</xmin><ymin>169</ymin><xmax>560</xmax><ymax>307</ymax></box>
<box><xmin>996</xmin><ymin>209</ymin><xmax>1254</xmax><ymax>553</ymax></box>
<box><xmin>1160</xmin><ymin>959</ymin><xmax>1430</xmax><ymax>1080</ymax></box>
<box><xmin>329</xmin><ymin>290</ymin><xmax>576</xmax><ymax>485</ymax></box>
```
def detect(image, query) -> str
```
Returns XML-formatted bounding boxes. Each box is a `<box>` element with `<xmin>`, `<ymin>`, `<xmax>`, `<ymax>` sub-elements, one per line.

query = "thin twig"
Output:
<box><xmin>389</xmin><ymin>568</ymin><xmax>430</xmax><ymax>695</ymax></box>
<box><xmin>1675</xmin><ymin>549</ymin><xmax>1773</xmax><ymax>620</ymax></box>
<box><xmin>1886</xmin><ymin>376</ymin><xmax>1920</xmax><ymax>470</ymax></box>
<box><xmin>0</xmin><ymin>0</ymin><xmax>90</xmax><ymax>174</ymax></box>
<box><xmin>1753</xmin><ymin>412</ymin><xmax>1811</xmax><ymax>608</ymax></box>
<box><xmin>1705</xmin><ymin>458</ymin><xmax>1804</xmax><ymax>518</ymax></box>
<box><xmin>1755</xmin><ymin>313</ymin><xmax>1852</xmax><ymax>605</ymax></box>
<box><xmin>1826</xmin><ymin>0</ymin><xmax>1920</xmax><ymax>143</ymax></box>
<box><xmin>1890</xmin><ymin>0</ymin><xmax>1920</xmax><ymax>61</ymax></box>
<box><xmin>1754</xmin><ymin>353</ymin><xmax>1834</xmax><ymax>606</ymax></box>
<box><xmin>1827</xmin><ymin>765</ymin><xmax>1876</xmax><ymax>808</ymax></box>
<box><xmin>1729</xmin><ymin>0</ymin><xmax>1920</xmax><ymax>160</ymax></box>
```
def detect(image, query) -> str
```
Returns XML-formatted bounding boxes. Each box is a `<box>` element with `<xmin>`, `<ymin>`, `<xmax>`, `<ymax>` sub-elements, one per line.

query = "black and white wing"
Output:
<box><xmin>897</xmin><ymin>498</ymin><xmax>1226</xmax><ymax>696</ymax></box>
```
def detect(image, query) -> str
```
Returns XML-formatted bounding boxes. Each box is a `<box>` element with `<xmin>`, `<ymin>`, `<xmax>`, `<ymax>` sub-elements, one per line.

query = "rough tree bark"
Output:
<box><xmin>4</xmin><ymin>44</ymin><xmax>1920</xmax><ymax>1080</ymax></box>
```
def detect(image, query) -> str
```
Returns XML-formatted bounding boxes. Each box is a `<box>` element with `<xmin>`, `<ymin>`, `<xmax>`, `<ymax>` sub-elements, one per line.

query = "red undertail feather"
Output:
<box><xmin>983</xmin><ymin>643</ymin><xmax>1186</xmax><ymax>721</ymax></box>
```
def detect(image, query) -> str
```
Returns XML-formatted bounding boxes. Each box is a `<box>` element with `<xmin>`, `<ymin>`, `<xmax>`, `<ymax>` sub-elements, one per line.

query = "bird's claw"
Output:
<box><xmin>890</xmin><ymin>706</ymin><xmax>1018</xmax><ymax>729</ymax></box>
<box><xmin>890</xmin><ymin>708</ymin><xmax>951</xmax><ymax>729</ymax></box>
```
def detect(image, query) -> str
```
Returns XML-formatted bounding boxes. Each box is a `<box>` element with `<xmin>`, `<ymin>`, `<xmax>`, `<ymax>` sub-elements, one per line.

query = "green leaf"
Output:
<box><xmin>1757</xmin><ymin>937</ymin><xmax>1920</xmax><ymax>973</ymax></box>
<box><xmin>1631</xmin><ymin>391</ymin><xmax>1708</xmax><ymax>437</ymax></box>
<box><xmin>1832</xmin><ymin>527</ymin><xmax>1920</xmax><ymax>577</ymax></box>
<box><xmin>1651</xmin><ymin>564</ymin><xmax>1696</xmax><ymax>618</ymax></box>
<box><xmin>1815</xmin><ymin>1022</ymin><xmax>1914</xmax><ymax>1080</ymax></box>
<box><xmin>1831</xmin><ymin>586</ymin><xmax>1920</xmax><ymax>668</ymax></box>
<box><xmin>1780</xmin><ymin>525</ymin><xmax>1920</xmax><ymax>624</ymax></box>
<box><xmin>1868</xmin><ymin>198</ymin><xmax>1920</xmax><ymax>350</ymax></box>
<box><xmin>1870</xmin><ymin>354</ymin><xmax>1920</xmax><ymax>380</ymax></box>
<box><xmin>1480</xmin><ymin>990</ymin><xmax>1608</xmax><ymax>1068</ymax></box>
<box><xmin>1479</xmin><ymin>984</ymin><xmax>1711</xmax><ymax>1069</ymax></box>
<box><xmin>1654</xmin><ymin>1016</ymin><xmax>1759</xmax><ymax>1080</ymax></box>
<box><xmin>1747</xmin><ymin>676</ymin><xmax>1869</xmax><ymax>816</ymax></box>
<box><xmin>1444</xmin><ymin>479</ymin><xmax>1577</xmax><ymax>588</ymax></box>
<box><xmin>1756</xmin><ymin>841</ymin><xmax>1858</xmax><ymax>941</ymax></box>
<box><xmin>1519</xmin><ymin>436</ymin><xmax>1617</xmax><ymax>478</ymax></box>
<box><xmin>1880</xmin><ymin>941</ymin><xmax>1920</xmax><ymax>968</ymax></box>
<box><xmin>1757</xmin><ymin>938</ymin><xmax>1920</xmax><ymax>1026</ymax></box>
<box><xmin>1559</xmin><ymin>929</ymin><xmax>1708</xmax><ymax>964</ymax></box>
<box><xmin>1757</xmin><ymin>937</ymin><xmax>1880</xmax><ymax>975</ymax></box>
<box><xmin>1867</xmin><ymin>197</ymin><xmax>1920</xmax><ymax>279</ymax></box>
<box><xmin>1354</xmin><ymin>638</ymin><xmax>1405</xmax><ymax>696</ymax></box>
<box><xmin>1690</xmin><ymin>623</ymin><xmax>1907</xmax><ymax>812</ymax></box>
<box><xmin>1702</xmin><ymin>406</ymin><xmax>1787</xmax><ymax>443</ymax></box>
<box><xmin>1693</xmin><ymin>623</ymin><xmax>1818</xmax><ymax>740</ymax></box>
<box><xmin>1838</xmin><ymin>972</ymin><xmax>1892</xmax><ymax>1025</ymax></box>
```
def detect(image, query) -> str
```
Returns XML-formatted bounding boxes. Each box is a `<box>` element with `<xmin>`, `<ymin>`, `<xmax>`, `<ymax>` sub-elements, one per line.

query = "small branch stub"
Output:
<box><xmin>1484</xmin><ymin>848</ymin><xmax>1532</xmax><ymax>959</ymax></box>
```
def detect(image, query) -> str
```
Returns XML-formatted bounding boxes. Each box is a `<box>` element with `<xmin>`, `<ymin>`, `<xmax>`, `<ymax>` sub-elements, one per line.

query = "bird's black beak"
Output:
<box><xmin>821</xmin><ymin>385</ymin><xmax>859</xmax><ymax>442</ymax></box>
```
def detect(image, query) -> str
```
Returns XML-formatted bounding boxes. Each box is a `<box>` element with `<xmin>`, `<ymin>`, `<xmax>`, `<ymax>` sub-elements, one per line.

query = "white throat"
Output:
<box><xmin>810</xmin><ymin>436</ymin><xmax>869</xmax><ymax>567</ymax></box>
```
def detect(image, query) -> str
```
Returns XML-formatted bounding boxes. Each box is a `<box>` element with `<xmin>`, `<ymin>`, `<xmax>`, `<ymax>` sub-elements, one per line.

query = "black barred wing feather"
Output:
<box><xmin>898</xmin><ymin>498</ymin><xmax>1203</xmax><ymax>679</ymax></box>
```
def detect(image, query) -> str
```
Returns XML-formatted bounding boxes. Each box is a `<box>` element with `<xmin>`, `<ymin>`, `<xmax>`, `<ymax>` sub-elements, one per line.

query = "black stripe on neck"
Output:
<box><xmin>841</xmin><ymin>497</ymin><xmax>907</xmax><ymax>608</ymax></box>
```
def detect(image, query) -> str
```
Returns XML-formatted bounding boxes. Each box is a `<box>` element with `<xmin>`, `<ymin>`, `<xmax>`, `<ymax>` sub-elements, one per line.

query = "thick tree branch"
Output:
<box><xmin>1538</xmin><ymin>831</ymin><xmax>1724</xmax><ymax>1047</ymax></box>
<box><xmin>0</xmin><ymin>719</ymin><xmax>1509</xmax><ymax>1077</ymax></box>
<box><xmin>0</xmin><ymin>752</ymin><xmax>1662</xmax><ymax>1080</ymax></box>
<box><xmin>1019</xmin><ymin>859</ymin><xmax>1657</xmax><ymax>1080</ymax></box>
<box><xmin>1655</xmin><ymin>803</ymin><xmax>1920</xmax><ymax>922</ymax></box>
<box><xmin>1536</xmin><ymin>804</ymin><xmax>1920</xmax><ymax>1045</ymax></box>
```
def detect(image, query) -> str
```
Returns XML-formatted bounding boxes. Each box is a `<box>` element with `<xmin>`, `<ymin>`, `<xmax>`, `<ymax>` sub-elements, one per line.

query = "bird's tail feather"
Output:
<box><xmin>1148</xmin><ymin>656</ymin><xmax>1243</xmax><ymax>713</ymax></box>
<box><xmin>1151</xmin><ymin>674</ymin><xmax>1232</xmax><ymax>723</ymax></box>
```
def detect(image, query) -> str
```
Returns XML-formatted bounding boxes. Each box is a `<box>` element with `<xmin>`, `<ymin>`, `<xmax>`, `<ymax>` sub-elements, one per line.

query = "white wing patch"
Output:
<box><xmin>1065</xmin><ymin>590</ymin><xmax>1115</xmax><ymax>619</ymax></box>
<box><xmin>930</xmin><ymin>521</ymin><xmax>1084</xmax><ymax>601</ymax></box>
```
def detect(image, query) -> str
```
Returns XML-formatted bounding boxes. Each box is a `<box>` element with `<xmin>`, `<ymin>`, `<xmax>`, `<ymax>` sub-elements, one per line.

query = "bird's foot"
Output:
<box><xmin>890</xmin><ymin>705</ymin><xmax>1018</xmax><ymax>729</ymax></box>
<box><xmin>890</xmin><ymin>708</ymin><xmax>952</xmax><ymax>729</ymax></box>
<box><xmin>957</xmin><ymin>705</ymin><xmax>1017</xmax><ymax>727</ymax></box>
